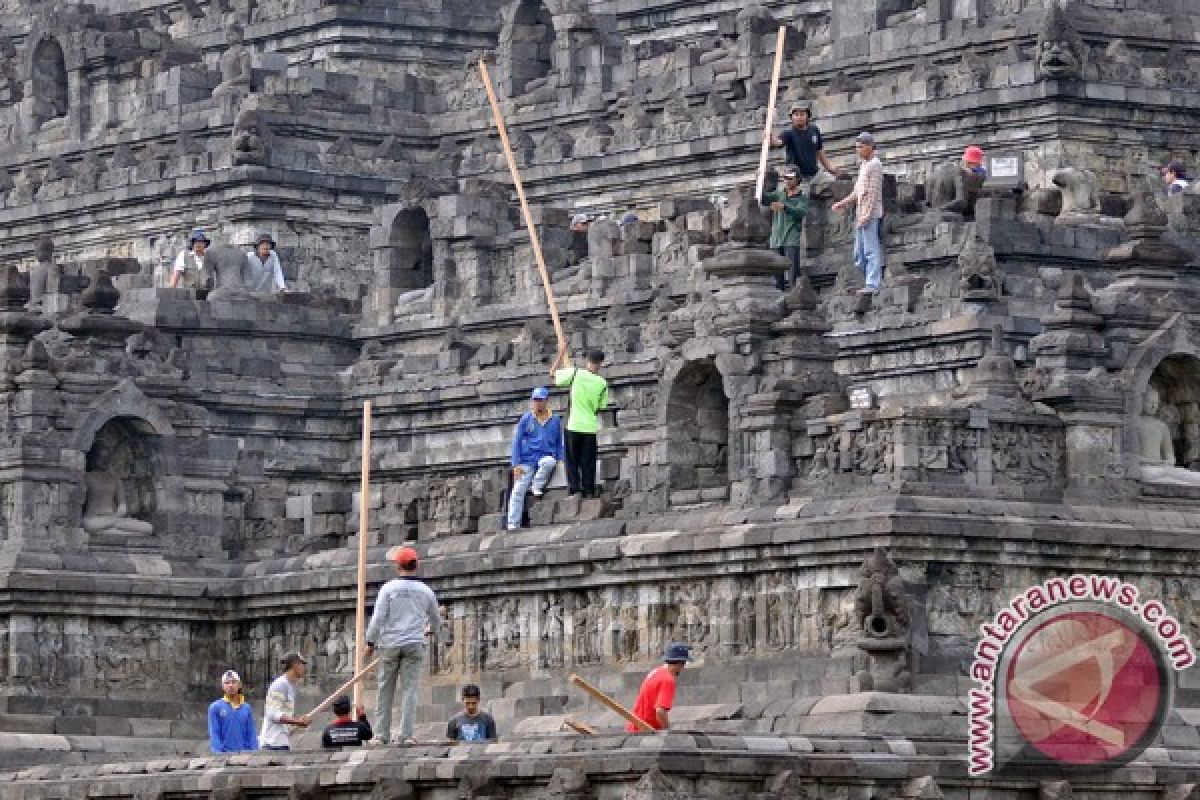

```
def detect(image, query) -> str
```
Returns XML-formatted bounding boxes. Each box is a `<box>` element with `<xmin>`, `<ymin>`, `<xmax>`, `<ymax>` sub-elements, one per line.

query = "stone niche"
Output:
<box><xmin>499</xmin><ymin>0</ymin><xmax>556</xmax><ymax>97</ymax></box>
<box><xmin>387</xmin><ymin>208</ymin><xmax>434</xmax><ymax>291</ymax></box>
<box><xmin>1147</xmin><ymin>356</ymin><xmax>1200</xmax><ymax>471</ymax></box>
<box><xmin>666</xmin><ymin>359</ymin><xmax>730</xmax><ymax>505</ymax></box>
<box><xmin>80</xmin><ymin>417</ymin><xmax>161</xmax><ymax>540</ymax></box>
<box><xmin>28</xmin><ymin>37</ymin><xmax>68</xmax><ymax>129</ymax></box>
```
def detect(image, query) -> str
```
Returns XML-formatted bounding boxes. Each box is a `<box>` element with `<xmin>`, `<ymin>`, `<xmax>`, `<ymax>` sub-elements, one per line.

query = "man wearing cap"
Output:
<box><xmin>832</xmin><ymin>132</ymin><xmax>885</xmax><ymax>294</ymax></box>
<box><xmin>364</xmin><ymin>545</ymin><xmax>439</xmax><ymax>745</ymax></box>
<box><xmin>245</xmin><ymin>232</ymin><xmax>287</xmax><ymax>293</ymax></box>
<box><xmin>962</xmin><ymin>146</ymin><xmax>987</xmax><ymax>179</ymax></box>
<box><xmin>321</xmin><ymin>694</ymin><xmax>374</xmax><ymax>748</ymax></box>
<box><xmin>760</xmin><ymin>166</ymin><xmax>809</xmax><ymax>291</ymax></box>
<box><xmin>507</xmin><ymin>386</ymin><xmax>565</xmax><ymax>531</ymax></box>
<box><xmin>170</xmin><ymin>228</ymin><xmax>211</xmax><ymax>289</ymax></box>
<box><xmin>1164</xmin><ymin>161</ymin><xmax>1190</xmax><ymax>196</ymax></box>
<box><xmin>769</xmin><ymin>102</ymin><xmax>843</xmax><ymax>184</ymax></box>
<box><xmin>627</xmin><ymin>643</ymin><xmax>691</xmax><ymax>732</ymax></box>
<box><xmin>549</xmin><ymin>347</ymin><xmax>608</xmax><ymax>498</ymax></box>
<box><xmin>259</xmin><ymin>653</ymin><xmax>311</xmax><ymax>750</ymax></box>
<box><xmin>208</xmin><ymin>669</ymin><xmax>258</xmax><ymax>753</ymax></box>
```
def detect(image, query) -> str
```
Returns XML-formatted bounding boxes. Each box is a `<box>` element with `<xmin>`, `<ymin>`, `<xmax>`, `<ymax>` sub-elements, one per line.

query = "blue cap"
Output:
<box><xmin>188</xmin><ymin>228</ymin><xmax>211</xmax><ymax>245</ymax></box>
<box><xmin>531</xmin><ymin>386</ymin><xmax>549</xmax><ymax>400</ymax></box>
<box><xmin>664</xmin><ymin>643</ymin><xmax>692</xmax><ymax>663</ymax></box>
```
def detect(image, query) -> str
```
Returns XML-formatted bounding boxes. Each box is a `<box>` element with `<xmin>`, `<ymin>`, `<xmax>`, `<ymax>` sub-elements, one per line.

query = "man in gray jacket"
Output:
<box><xmin>365</xmin><ymin>545</ymin><xmax>439</xmax><ymax>745</ymax></box>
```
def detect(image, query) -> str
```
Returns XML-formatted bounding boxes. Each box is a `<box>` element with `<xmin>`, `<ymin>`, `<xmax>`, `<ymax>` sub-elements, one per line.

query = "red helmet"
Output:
<box><xmin>963</xmin><ymin>145</ymin><xmax>985</xmax><ymax>165</ymax></box>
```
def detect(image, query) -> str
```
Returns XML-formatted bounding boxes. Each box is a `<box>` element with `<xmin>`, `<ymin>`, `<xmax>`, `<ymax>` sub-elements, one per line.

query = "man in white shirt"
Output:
<box><xmin>245</xmin><ymin>232</ymin><xmax>287</xmax><ymax>293</ymax></box>
<box><xmin>258</xmin><ymin>652</ymin><xmax>311</xmax><ymax>750</ymax></box>
<box><xmin>364</xmin><ymin>546</ymin><xmax>439</xmax><ymax>745</ymax></box>
<box><xmin>170</xmin><ymin>229</ymin><xmax>210</xmax><ymax>289</ymax></box>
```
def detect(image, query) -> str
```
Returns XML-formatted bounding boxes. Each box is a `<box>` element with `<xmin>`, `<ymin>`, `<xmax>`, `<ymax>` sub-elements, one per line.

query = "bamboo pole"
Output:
<box><xmin>754</xmin><ymin>25</ymin><xmax>789</xmax><ymax>203</ymax></box>
<box><xmin>569</xmin><ymin>673</ymin><xmax>655</xmax><ymax>733</ymax></box>
<box><xmin>478</xmin><ymin>60</ymin><xmax>567</xmax><ymax>354</ymax></box>
<box><xmin>352</xmin><ymin>401</ymin><xmax>372</xmax><ymax>708</ymax></box>
<box><xmin>303</xmin><ymin>657</ymin><xmax>381</xmax><ymax>718</ymax></box>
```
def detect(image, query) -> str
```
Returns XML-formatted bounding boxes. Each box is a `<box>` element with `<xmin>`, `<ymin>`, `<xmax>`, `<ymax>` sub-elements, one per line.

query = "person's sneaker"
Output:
<box><xmin>531</xmin><ymin>488</ymin><xmax>544</xmax><ymax>497</ymax></box>
<box><xmin>857</xmin><ymin>286</ymin><xmax>879</xmax><ymax>294</ymax></box>
<box><xmin>506</xmin><ymin>524</ymin><xmax>519</xmax><ymax>531</ymax></box>
<box><xmin>402</xmin><ymin>737</ymin><xmax>418</xmax><ymax>746</ymax></box>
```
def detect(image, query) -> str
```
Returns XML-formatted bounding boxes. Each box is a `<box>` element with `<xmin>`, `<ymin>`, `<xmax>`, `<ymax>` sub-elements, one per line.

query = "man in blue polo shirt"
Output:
<box><xmin>507</xmin><ymin>386</ymin><xmax>564</xmax><ymax>530</ymax></box>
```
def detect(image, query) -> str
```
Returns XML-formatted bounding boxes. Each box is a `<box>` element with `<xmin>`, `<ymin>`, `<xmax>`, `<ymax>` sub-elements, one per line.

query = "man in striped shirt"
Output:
<box><xmin>832</xmin><ymin>132</ymin><xmax>885</xmax><ymax>294</ymax></box>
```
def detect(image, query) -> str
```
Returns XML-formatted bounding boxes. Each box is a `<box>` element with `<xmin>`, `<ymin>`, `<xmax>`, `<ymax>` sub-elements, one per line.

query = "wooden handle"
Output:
<box><xmin>303</xmin><ymin>657</ymin><xmax>381</xmax><ymax>718</ymax></box>
<box><xmin>569</xmin><ymin>673</ymin><xmax>655</xmax><ymax>733</ymax></box>
<box><xmin>479</xmin><ymin>60</ymin><xmax>568</xmax><ymax>355</ymax></box>
<box><xmin>564</xmin><ymin>716</ymin><xmax>598</xmax><ymax>735</ymax></box>
<box><xmin>755</xmin><ymin>25</ymin><xmax>789</xmax><ymax>202</ymax></box>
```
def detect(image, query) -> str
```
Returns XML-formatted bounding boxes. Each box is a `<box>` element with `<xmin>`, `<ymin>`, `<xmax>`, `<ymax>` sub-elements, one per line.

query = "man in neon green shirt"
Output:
<box><xmin>550</xmin><ymin>347</ymin><xmax>608</xmax><ymax>497</ymax></box>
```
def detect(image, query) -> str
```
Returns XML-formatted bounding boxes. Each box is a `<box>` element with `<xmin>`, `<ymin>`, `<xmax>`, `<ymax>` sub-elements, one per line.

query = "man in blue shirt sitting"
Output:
<box><xmin>507</xmin><ymin>386</ymin><xmax>564</xmax><ymax>531</ymax></box>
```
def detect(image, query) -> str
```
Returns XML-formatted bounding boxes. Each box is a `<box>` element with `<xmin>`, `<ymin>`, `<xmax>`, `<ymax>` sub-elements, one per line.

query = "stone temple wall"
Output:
<box><xmin>1</xmin><ymin>0</ymin><xmax>1200</xmax><ymax>796</ymax></box>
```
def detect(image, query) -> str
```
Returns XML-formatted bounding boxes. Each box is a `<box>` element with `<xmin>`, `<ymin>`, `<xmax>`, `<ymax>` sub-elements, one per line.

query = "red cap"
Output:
<box><xmin>963</xmin><ymin>145</ymin><xmax>985</xmax><ymax>164</ymax></box>
<box><xmin>389</xmin><ymin>545</ymin><xmax>419</xmax><ymax>566</ymax></box>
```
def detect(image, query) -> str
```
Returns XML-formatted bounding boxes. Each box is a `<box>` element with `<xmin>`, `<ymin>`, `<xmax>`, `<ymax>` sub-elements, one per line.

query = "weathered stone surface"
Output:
<box><xmin>0</xmin><ymin>0</ymin><xmax>1198</xmax><ymax>798</ymax></box>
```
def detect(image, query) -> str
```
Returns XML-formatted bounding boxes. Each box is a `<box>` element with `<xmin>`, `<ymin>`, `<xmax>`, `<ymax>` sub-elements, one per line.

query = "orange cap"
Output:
<box><xmin>389</xmin><ymin>545</ymin><xmax>419</xmax><ymax>566</ymax></box>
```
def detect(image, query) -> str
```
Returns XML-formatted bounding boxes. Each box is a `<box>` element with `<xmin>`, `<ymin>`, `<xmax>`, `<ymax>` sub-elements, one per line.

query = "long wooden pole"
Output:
<box><xmin>352</xmin><ymin>401</ymin><xmax>372</xmax><ymax>709</ymax></box>
<box><xmin>569</xmin><ymin>673</ymin><xmax>655</xmax><ymax>733</ymax></box>
<box><xmin>303</xmin><ymin>657</ymin><xmax>381</xmax><ymax>718</ymax></box>
<box><xmin>478</xmin><ymin>60</ymin><xmax>567</xmax><ymax>354</ymax></box>
<box><xmin>754</xmin><ymin>25</ymin><xmax>789</xmax><ymax>203</ymax></box>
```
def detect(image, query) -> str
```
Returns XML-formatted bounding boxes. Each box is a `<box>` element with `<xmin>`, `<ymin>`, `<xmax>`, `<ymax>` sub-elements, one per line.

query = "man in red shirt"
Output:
<box><xmin>626</xmin><ymin>643</ymin><xmax>691</xmax><ymax>732</ymax></box>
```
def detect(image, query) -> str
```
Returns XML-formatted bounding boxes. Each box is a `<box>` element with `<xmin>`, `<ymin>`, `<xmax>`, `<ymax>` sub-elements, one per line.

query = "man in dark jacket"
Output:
<box><xmin>321</xmin><ymin>694</ymin><xmax>374</xmax><ymax>748</ymax></box>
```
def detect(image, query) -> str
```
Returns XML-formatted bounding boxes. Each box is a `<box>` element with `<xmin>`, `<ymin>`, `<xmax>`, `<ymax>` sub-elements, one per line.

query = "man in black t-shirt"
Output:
<box><xmin>770</xmin><ymin>102</ymin><xmax>843</xmax><ymax>181</ymax></box>
<box><xmin>321</xmin><ymin>695</ymin><xmax>374</xmax><ymax>748</ymax></box>
<box><xmin>445</xmin><ymin>684</ymin><xmax>498</xmax><ymax>742</ymax></box>
<box><xmin>770</xmin><ymin>101</ymin><xmax>844</xmax><ymax>254</ymax></box>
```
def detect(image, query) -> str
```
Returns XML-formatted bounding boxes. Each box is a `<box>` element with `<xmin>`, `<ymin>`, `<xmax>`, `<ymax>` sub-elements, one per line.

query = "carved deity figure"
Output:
<box><xmin>540</xmin><ymin>597</ymin><xmax>564</xmax><ymax>669</ymax></box>
<box><xmin>213</xmin><ymin>25</ymin><xmax>253</xmax><ymax>98</ymax></box>
<box><xmin>28</xmin><ymin>235</ymin><xmax>58</xmax><ymax>308</ymax></box>
<box><xmin>1140</xmin><ymin>385</ymin><xmax>1200</xmax><ymax>486</ymax></box>
<box><xmin>82</xmin><ymin>446</ymin><xmax>153</xmax><ymax>536</ymax></box>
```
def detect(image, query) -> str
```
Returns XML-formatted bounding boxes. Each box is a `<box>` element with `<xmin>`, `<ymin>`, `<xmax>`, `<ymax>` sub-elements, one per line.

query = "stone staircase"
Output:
<box><xmin>294</xmin><ymin>653</ymin><xmax>973</xmax><ymax>746</ymax></box>
<box><xmin>0</xmin><ymin>695</ymin><xmax>208</xmax><ymax>769</ymax></box>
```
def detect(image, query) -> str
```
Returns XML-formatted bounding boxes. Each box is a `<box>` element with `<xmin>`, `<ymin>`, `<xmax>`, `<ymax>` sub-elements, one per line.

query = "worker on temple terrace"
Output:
<box><xmin>626</xmin><ymin>642</ymin><xmax>691</xmax><ymax>732</ymax></box>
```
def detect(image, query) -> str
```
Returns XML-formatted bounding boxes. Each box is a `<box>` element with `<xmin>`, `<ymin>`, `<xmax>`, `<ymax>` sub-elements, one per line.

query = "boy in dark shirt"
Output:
<box><xmin>770</xmin><ymin>102</ymin><xmax>843</xmax><ymax>181</ymax></box>
<box><xmin>321</xmin><ymin>695</ymin><xmax>374</xmax><ymax>748</ymax></box>
<box><xmin>445</xmin><ymin>685</ymin><xmax>498</xmax><ymax>742</ymax></box>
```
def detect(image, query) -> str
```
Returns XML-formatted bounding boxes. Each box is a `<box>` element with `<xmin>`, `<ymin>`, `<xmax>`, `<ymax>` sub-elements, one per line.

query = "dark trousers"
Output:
<box><xmin>776</xmin><ymin>245</ymin><xmax>803</xmax><ymax>290</ymax></box>
<box><xmin>565</xmin><ymin>431</ymin><xmax>598</xmax><ymax>496</ymax></box>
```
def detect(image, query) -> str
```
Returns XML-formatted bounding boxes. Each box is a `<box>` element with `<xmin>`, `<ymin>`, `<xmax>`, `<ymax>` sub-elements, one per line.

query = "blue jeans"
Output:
<box><xmin>853</xmin><ymin>217</ymin><xmax>884</xmax><ymax>290</ymax></box>
<box><xmin>376</xmin><ymin>643</ymin><xmax>425</xmax><ymax>743</ymax></box>
<box><xmin>507</xmin><ymin>456</ymin><xmax>557</xmax><ymax>529</ymax></box>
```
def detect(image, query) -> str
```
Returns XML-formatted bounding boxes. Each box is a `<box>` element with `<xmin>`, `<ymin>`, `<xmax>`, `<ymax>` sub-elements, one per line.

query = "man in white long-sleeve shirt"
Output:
<box><xmin>365</xmin><ymin>545</ymin><xmax>439</xmax><ymax>745</ymax></box>
<box><xmin>259</xmin><ymin>652</ymin><xmax>311</xmax><ymax>750</ymax></box>
<box><xmin>245</xmin><ymin>232</ymin><xmax>287</xmax><ymax>293</ymax></box>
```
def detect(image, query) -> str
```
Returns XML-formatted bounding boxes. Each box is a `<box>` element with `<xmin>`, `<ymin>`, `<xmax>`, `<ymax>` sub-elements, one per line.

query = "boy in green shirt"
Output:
<box><xmin>760</xmin><ymin>166</ymin><xmax>809</xmax><ymax>291</ymax></box>
<box><xmin>549</xmin><ymin>347</ymin><xmax>608</xmax><ymax>497</ymax></box>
